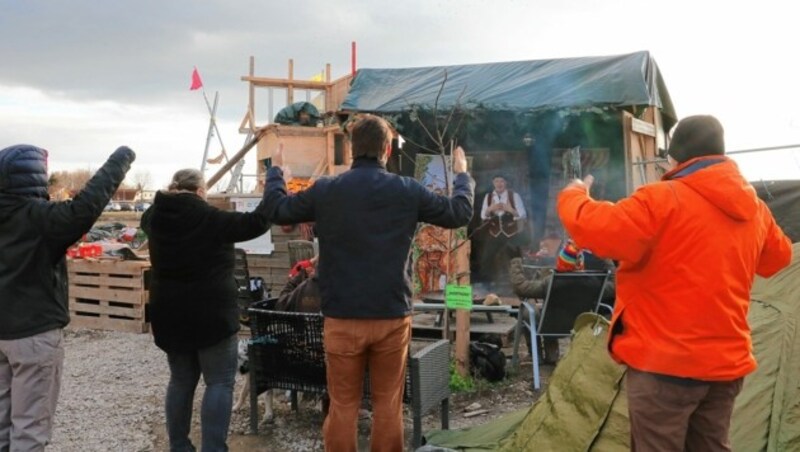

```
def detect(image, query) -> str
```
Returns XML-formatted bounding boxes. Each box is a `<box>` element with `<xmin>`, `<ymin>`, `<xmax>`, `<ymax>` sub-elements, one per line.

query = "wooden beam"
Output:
<box><xmin>240</xmin><ymin>76</ymin><xmax>332</xmax><ymax>90</ymax></box>
<box><xmin>206</xmin><ymin>131</ymin><xmax>264</xmax><ymax>189</ymax></box>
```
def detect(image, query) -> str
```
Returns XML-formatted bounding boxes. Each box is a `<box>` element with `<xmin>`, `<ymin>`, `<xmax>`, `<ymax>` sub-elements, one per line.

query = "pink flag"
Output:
<box><xmin>190</xmin><ymin>67</ymin><xmax>203</xmax><ymax>91</ymax></box>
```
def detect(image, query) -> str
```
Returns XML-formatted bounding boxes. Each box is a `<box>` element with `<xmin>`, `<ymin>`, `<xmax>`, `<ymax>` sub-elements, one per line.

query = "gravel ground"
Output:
<box><xmin>50</xmin><ymin>329</ymin><xmax>168</xmax><ymax>452</ymax></box>
<box><xmin>50</xmin><ymin>329</ymin><xmax>544</xmax><ymax>451</ymax></box>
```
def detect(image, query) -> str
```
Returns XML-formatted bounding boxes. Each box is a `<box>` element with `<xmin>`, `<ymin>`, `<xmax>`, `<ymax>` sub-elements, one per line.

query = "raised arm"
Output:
<box><xmin>263</xmin><ymin>144</ymin><xmax>315</xmax><ymax>225</ymax></box>
<box><xmin>37</xmin><ymin>146</ymin><xmax>135</xmax><ymax>248</ymax></box>
<box><xmin>418</xmin><ymin>147</ymin><xmax>475</xmax><ymax>228</ymax></box>
<box><xmin>557</xmin><ymin>175</ymin><xmax>659</xmax><ymax>264</ymax></box>
<box><xmin>755</xmin><ymin>203</ymin><xmax>792</xmax><ymax>277</ymax></box>
<box><xmin>207</xmin><ymin>193</ymin><xmax>273</xmax><ymax>243</ymax></box>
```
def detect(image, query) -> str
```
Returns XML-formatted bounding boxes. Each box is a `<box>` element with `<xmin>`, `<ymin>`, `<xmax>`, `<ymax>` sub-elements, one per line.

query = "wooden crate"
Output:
<box><xmin>67</xmin><ymin>259</ymin><xmax>151</xmax><ymax>333</ymax></box>
<box><xmin>246</xmin><ymin>225</ymin><xmax>301</xmax><ymax>295</ymax></box>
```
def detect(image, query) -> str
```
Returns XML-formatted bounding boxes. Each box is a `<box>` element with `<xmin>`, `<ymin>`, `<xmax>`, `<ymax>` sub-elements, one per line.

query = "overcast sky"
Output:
<box><xmin>1</xmin><ymin>0</ymin><xmax>798</xmax><ymax>191</ymax></box>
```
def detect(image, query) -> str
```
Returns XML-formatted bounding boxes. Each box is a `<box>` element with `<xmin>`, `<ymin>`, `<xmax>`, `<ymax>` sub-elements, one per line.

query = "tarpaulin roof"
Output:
<box><xmin>341</xmin><ymin>51</ymin><xmax>676</xmax><ymax>121</ymax></box>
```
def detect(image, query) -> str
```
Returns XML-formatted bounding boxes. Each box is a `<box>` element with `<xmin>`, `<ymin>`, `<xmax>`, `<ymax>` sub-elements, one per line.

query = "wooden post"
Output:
<box><xmin>325</xmin><ymin>129</ymin><xmax>334</xmax><ymax>175</ymax></box>
<box><xmin>454</xmin><ymin>229</ymin><xmax>471</xmax><ymax>377</ymax></box>
<box><xmin>446</xmin><ymin>143</ymin><xmax>471</xmax><ymax>377</ymax></box>
<box><xmin>287</xmin><ymin>59</ymin><xmax>294</xmax><ymax>105</ymax></box>
<box><xmin>325</xmin><ymin>63</ymin><xmax>332</xmax><ymax>112</ymax></box>
<box><xmin>455</xmin><ymin>309</ymin><xmax>471</xmax><ymax>376</ymax></box>
<box><xmin>248</xmin><ymin>56</ymin><xmax>255</xmax><ymax>130</ymax></box>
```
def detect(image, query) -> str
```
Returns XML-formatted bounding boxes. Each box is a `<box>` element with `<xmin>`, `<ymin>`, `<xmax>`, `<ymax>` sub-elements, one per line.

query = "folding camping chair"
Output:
<box><xmin>511</xmin><ymin>270</ymin><xmax>611</xmax><ymax>390</ymax></box>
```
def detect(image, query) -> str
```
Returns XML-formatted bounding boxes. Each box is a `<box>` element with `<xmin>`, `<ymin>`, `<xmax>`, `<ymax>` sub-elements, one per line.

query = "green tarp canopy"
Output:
<box><xmin>341</xmin><ymin>50</ymin><xmax>676</xmax><ymax>123</ymax></box>
<box><xmin>424</xmin><ymin>243</ymin><xmax>800</xmax><ymax>451</ymax></box>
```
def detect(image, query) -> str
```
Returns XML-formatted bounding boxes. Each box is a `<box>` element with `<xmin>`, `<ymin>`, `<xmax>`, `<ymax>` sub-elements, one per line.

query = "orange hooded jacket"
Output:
<box><xmin>557</xmin><ymin>156</ymin><xmax>792</xmax><ymax>380</ymax></box>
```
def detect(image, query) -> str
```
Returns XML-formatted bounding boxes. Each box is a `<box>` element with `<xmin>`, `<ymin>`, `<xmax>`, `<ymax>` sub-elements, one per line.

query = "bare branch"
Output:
<box><xmin>441</xmin><ymin>84</ymin><xmax>468</xmax><ymax>140</ymax></box>
<box><xmin>432</xmin><ymin>70</ymin><xmax>448</xmax><ymax>149</ymax></box>
<box><xmin>400</xmin><ymin>134</ymin><xmax>440</xmax><ymax>155</ymax></box>
<box><xmin>402</xmin><ymin>97</ymin><xmax>440</xmax><ymax>148</ymax></box>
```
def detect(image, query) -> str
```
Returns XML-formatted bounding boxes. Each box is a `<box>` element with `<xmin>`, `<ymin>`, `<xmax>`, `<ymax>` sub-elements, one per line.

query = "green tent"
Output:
<box><xmin>424</xmin><ymin>313</ymin><xmax>630</xmax><ymax>451</ymax></box>
<box><xmin>731</xmin><ymin>242</ymin><xmax>800</xmax><ymax>451</ymax></box>
<box><xmin>424</xmin><ymin>242</ymin><xmax>800</xmax><ymax>451</ymax></box>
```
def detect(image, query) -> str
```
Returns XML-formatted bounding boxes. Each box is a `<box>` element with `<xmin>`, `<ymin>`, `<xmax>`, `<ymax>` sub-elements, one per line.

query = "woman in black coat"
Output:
<box><xmin>141</xmin><ymin>169</ymin><xmax>271</xmax><ymax>452</ymax></box>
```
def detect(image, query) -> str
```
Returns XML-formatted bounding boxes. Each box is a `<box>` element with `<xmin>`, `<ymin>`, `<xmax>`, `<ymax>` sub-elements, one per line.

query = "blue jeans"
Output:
<box><xmin>165</xmin><ymin>335</ymin><xmax>238</xmax><ymax>452</ymax></box>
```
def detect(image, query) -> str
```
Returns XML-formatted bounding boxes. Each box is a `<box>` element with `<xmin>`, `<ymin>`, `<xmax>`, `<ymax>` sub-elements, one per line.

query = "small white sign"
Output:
<box><xmin>231</xmin><ymin>197</ymin><xmax>274</xmax><ymax>254</ymax></box>
<box><xmin>631</xmin><ymin>118</ymin><xmax>656</xmax><ymax>137</ymax></box>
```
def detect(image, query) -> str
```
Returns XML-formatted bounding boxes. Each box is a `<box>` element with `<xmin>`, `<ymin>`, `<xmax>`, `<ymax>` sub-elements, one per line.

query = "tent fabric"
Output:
<box><xmin>273</xmin><ymin>101</ymin><xmax>321</xmax><ymax>125</ymax></box>
<box><xmin>341</xmin><ymin>51</ymin><xmax>676</xmax><ymax>122</ymax></box>
<box><xmin>731</xmin><ymin>241</ymin><xmax>800</xmax><ymax>451</ymax></box>
<box><xmin>754</xmin><ymin>179</ymin><xmax>800</xmax><ymax>243</ymax></box>
<box><xmin>424</xmin><ymin>246</ymin><xmax>800</xmax><ymax>451</ymax></box>
<box><xmin>422</xmin><ymin>408</ymin><xmax>528</xmax><ymax>452</ymax></box>
<box><xmin>424</xmin><ymin>313</ymin><xmax>630</xmax><ymax>451</ymax></box>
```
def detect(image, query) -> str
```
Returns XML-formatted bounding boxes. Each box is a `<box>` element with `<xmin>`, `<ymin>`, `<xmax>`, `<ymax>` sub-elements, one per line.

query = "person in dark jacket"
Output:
<box><xmin>0</xmin><ymin>144</ymin><xmax>135</xmax><ymax>450</ymax></box>
<box><xmin>141</xmin><ymin>169</ymin><xmax>271</xmax><ymax>452</ymax></box>
<box><xmin>275</xmin><ymin>257</ymin><xmax>321</xmax><ymax>313</ymax></box>
<box><xmin>264</xmin><ymin>114</ymin><xmax>474</xmax><ymax>452</ymax></box>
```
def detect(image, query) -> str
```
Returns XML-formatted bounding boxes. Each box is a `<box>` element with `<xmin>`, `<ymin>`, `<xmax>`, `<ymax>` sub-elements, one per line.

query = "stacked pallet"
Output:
<box><xmin>67</xmin><ymin>259</ymin><xmax>151</xmax><ymax>333</ymax></box>
<box><xmin>246</xmin><ymin>225</ymin><xmax>301</xmax><ymax>295</ymax></box>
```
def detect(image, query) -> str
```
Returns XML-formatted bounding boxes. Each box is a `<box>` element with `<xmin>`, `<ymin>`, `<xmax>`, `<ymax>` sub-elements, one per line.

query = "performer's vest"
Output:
<box><xmin>487</xmin><ymin>190</ymin><xmax>521</xmax><ymax>238</ymax></box>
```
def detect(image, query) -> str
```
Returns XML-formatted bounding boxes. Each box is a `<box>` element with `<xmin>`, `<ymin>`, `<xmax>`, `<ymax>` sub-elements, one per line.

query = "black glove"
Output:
<box><xmin>111</xmin><ymin>146</ymin><xmax>136</xmax><ymax>163</ymax></box>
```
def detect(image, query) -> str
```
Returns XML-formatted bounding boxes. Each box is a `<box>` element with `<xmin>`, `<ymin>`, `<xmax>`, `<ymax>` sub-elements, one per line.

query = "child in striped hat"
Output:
<box><xmin>556</xmin><ymin>239</ymin><xmax>584</xmax><ymax>272</ymax></box>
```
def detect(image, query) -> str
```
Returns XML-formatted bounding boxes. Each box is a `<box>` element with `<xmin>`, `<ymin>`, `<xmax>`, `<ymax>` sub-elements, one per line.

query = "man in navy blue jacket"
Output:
<box><xmin>265</xmin><ymin>114</ymin><xmax>474</xmax><ymax>452</ymax></box>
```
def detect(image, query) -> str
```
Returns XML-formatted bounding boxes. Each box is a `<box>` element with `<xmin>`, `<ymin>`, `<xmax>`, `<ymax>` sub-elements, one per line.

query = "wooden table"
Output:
<box><xmin>413</xmin><ymin>302</ymin><xmax>515</xmax><ymax>326</ymax></box>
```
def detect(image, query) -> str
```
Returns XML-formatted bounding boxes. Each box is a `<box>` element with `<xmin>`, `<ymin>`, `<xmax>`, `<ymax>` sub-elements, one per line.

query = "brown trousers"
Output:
<box><xmin>322</xmin><ymin>317</ymin><xmax>411</xmax><ymax>452</ymax></box>
<box><xmin>626</xmin><ymin>367</ymin><xmax>744</xmax><ymax>452</ymax></box>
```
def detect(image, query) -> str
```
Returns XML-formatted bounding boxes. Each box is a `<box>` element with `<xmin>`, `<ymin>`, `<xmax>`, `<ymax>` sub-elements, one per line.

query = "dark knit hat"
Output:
<box><xmin>667</xmin><ymin>115</ymin><xmax>725</xmax><ymax>163</ymax></box>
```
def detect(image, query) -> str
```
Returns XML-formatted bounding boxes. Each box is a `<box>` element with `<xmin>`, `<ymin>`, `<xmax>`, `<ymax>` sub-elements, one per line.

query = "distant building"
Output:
<box><xmin>113</xmin><ymin>188</ymin><xmax>139</xmax><ymax>202</ymax></box>
<box><xmin>136</xmin><ymin>190</ymin><xmax>156</xmax><ymax>202</ymax></box>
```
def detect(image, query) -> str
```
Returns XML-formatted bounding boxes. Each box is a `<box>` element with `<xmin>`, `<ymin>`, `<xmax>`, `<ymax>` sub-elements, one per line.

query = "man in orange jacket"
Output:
<box><xmin>557</xmin><ymin>115</ymin><xmax>792</xmax><ymax>451</ymax></box>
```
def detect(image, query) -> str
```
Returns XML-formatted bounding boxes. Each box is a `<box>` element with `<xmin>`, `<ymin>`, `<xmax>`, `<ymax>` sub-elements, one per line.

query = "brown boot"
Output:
<box><xmin>543</xmin><ymin>338</ymin><xmax>560</xmax><ymax>364</ymax></box>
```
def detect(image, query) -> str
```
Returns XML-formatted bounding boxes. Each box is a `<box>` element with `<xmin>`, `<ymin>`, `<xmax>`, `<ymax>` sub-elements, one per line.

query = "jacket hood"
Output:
<box><xmin>663</xmin><ymin>156</ymin><xmax>758</xmax><ymax>221</ymax></box>
<box><xmin>0</xmin><ymin>145</ymin><xmax>49</xmax><ymax>199</ymax></box>
<box><xmin>147</xmin><ymin>191</ymin><xmax>208</xmax><ymax>239</ymax></box>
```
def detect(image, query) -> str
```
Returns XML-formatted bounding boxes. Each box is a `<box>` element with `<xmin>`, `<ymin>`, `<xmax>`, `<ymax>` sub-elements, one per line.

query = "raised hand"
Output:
<box><xmin>565</xmin><ymin>174</ymin><xmax>594</xmax><ymax>192</ymax></box>
<box><xmin>453</xmin><ymin>146</ymin><xmax>467</xmax><ymax>174</ymax></box>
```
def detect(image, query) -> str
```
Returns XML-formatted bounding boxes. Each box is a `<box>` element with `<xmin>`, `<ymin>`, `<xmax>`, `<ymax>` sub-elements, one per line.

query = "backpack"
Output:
<box><xmin>469</xmin><ymin>341</ymin><xmax>506</xmax><ymax>382</ymax></box>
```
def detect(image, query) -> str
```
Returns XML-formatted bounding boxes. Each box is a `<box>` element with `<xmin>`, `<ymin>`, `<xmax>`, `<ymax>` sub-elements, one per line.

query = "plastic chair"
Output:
<box><xmin>511</xmin><ymin>270</ymin><xmax>610</xmax><ymax>390</ymax></box>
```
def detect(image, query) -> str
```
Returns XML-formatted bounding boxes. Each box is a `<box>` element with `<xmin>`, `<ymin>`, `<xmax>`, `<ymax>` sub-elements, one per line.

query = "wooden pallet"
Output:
<box><xmin>67</xmin><ymin>259</ymin><xmax>151</xmax><ymax>333</ymax></box>
<box><xmin>246</xmin><ymin>225</ymin><xmax>301</xmax><ymax>293</ymax></box>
